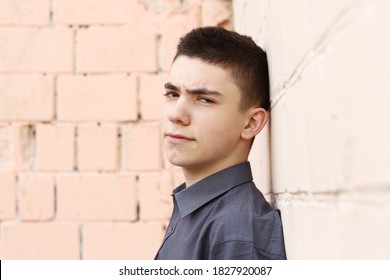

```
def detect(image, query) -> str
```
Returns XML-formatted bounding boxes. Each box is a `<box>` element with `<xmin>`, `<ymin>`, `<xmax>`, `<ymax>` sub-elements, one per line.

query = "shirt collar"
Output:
<box><xmin>172</xmin><ymin>161</ymin><xmax>253</xmax><ymax>218</ymax></box>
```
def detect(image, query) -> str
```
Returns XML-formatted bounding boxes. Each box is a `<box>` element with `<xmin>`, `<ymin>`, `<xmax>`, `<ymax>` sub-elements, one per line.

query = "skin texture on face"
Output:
<box><xmin>162</xmin><ymin>56</ymin><xmax>267</xmax><ymax>186</ymax></box>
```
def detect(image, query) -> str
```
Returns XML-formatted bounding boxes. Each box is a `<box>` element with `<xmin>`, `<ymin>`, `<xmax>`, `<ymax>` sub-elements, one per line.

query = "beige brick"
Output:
<box><xmin>139</xmin><ymin>73</ymin><xmax>168</xmax><ymax>120</ymax></box>
<box><xmin>201</xmin><ymin>0</ymin><xmax>232</xmax><ymax>28</ymax></box>
<box><xmin>160</xmin><ymin>32</ymin><xmax>181</xmax><ymax>71</ymax></box>
<box><xmin>163</xmin><ymin>160</ymin><xmax>185</xmax><ymax>187</ymax></box>
<box><xmin>156</xmin><ymin>6</ymin><xmax>201</xmax><ymax>70</ymax></box>
<box><xmin>83</xmin><ymin>222</ymin><xmax>166</xmax><ymax>259</ymax></box>
<box><xmin>319</xmin><ymin>2</ymin><xmax>390</xmax><ymax>189</ymax></box>
<box><xmin>36</xmin><ymin>124</ymin><xmax>74</xmax><ymax>171</ymax></box>
<box><xmin>78</xmin><ymin>124</ymin><xmax>118</xmax><ymax>171</ymax></box>
<box><xmin>187</xmin><ymin>0</ymin><xmax>203</xmax><ymax>5</ymax></box>
<box><xmin>279</xmin><ymin>196</ymin><xmax>340</xmax><ymax>259</ymax></box>
<box><xmin>1</xmin><ymin>223</ymin><xmax>79</xmax><ymax>259</ymax></box>
<box><xmin>271</xmin><ymin>81</ymin><xmax>311</xmax><ymax>194</ymax></box>
<box><xmin>57</xmin><ymin>75</ymin><xmax>138</xmax><ymax>121</ymax></box>
<box><xmin>0</xmin><ymin>28</ymin><xmax>73</xmax><ymax>73</ymax></box>
<box><xmin>263</xmin><ymin>0</ymin><xmax>288</xmax><ymax>94</ymax></box>
<box><xmin>0</xmin><ymin>126</ymin><xmax>15</xmax><ymax>171</ymax></box>
<box><xmin>266</xmin><ymin>0</ymin><xmax>358</xmax><ymax>94</ymax></box>
<box><xmin>57</xmin><ymin>174</ymin><xmax>136</xmax><ymax>221</ymax></box>
<box><xmin>162</xmin><ymin>145</ymin><xmax>185</xmax><ymax>185</ymax></box>
<box><xmin>306</xmin><ymin>0</ymin><xmax>356</xmax><ymax>64</ymax></box>
<box><xmin>54</xmin><ymin>0</ymin><xmax>144</xmax><ymax>25</ymax></box>
<box><xmin>0</xmin><ymin>75</ymin><xmax>54</xmax><ymax>121</ymax></box>
<box><xmin>121</xmin><ymin>122</ymin><xmax>162</xmax><ymax>171</ymax></box>
<box><xmin>0</xmin><ymin>173</ymin><xmax>16</xmax><ymax>220</ymax></box>
<box><xmin>18</xmin><ymin>173</ymin><xmax>54</xmax><ymax>221</ymax></box>
<box><xmin>171</xmin><ymin>165</ymin><xmax>185</xmax><ymax>187</ymax></box>
<box><xmin>279</xmin><ymin>193</ymin><xmax>390</xmax><ymax>259</ymax></box>
<box><xmin>0</xmin><ymin>0</ymin><xmax>50</xmax><ymax>25</ymax></box>
<box><xmin>298</xmin><ymin>60</ymin><xmax>344</xmax><ymax>192</ymax></box>
<box><xmin>272</xmin><ymin>4</ymin><xmax>390</xmax><ymax>193</ymax></box>
<box><xmin>138</xmin><ymin>172</ymin><xmax>173</xmax><ymax>221</ymax></box>
<box><xmin>0</xmin><ymin>125</ymin><xmax>34</xmax><ymax>172</ymax></box>
<box><xmin>278</xmin><ymin>0</ymin><xmax>312</xmax><ymax>83</ymax></box>
<box><xmin>233</xmin><ymin>0</ymin><xmax>267</xmax><ymax>39</ymax></box>
<box><xmin>148</xmin><ymin>2</ymin><xmax>200</xmax><ymax>34</ymax></box>
<box><xmin>77</xmin><ymin>26</ymin><xmax>156</xmax><ymax>73</ymax></box>
<box><xmin>125</xmin><ymin>0</ymin><xmax>148</xmax><ymax>26</ymax></box>
<box><xmin>144</xmin><ymin>0</ymin><xmax>182</xmax><ymax>12</ymax></box>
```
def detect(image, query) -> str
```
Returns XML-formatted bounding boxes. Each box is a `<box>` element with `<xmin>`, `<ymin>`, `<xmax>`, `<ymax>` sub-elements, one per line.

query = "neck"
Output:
<box><xmin>182</xmin><ymin>156</ymin><xmax>249</xmax><ymax>187</ymax></box>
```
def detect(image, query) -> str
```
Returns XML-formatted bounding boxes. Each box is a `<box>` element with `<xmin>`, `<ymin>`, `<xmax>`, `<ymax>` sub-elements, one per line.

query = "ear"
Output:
<box><xmin>241</xmin><ymin>108</ymin><xmax>268</xmax><ymax>140</ymax></box>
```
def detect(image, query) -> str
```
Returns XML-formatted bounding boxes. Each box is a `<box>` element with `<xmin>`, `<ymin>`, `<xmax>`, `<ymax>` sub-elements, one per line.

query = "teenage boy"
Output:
<box><xmin>155</xmin><ymin>27</ymin><xmax>286</xmax><ymax>260</ymax></box>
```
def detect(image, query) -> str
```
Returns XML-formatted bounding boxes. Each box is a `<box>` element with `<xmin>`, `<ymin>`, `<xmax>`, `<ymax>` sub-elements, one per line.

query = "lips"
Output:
<box><xmin>165</xmin><ymin>133</ymin><xmax>194</xmax><ymax>143</ymax></box>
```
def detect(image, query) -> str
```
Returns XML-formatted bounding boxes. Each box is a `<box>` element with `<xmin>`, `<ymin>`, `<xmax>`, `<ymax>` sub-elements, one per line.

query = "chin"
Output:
<box><xmin>166</xmin><ymin>156</ymin><xmax>187</xmax><ymax>167</ymax></box>
<box><xmin>167</xmin><ymin>155</ymin><xmax>200</xmax><ymax>169</ymax></box>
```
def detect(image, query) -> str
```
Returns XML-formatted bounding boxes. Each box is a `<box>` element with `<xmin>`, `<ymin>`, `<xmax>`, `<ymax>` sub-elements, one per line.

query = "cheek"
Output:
<box><xmin>198</xmin><ymin>116</ymin><xmax>241</xmax><ymax>146</ymax></box>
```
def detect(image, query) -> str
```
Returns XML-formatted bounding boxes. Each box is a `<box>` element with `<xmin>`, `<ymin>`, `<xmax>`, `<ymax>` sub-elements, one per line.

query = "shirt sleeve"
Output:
<box><xmin>209</xmin><ymin>209</ymin><xmax>287</xmax><ymax>260</ymax></box>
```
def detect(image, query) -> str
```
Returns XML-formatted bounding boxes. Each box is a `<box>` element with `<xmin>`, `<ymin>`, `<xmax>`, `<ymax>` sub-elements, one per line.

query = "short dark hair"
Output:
<box><xmin>173</xmin><ymin>27</ymin><xmax>270</xmax><ymax>111</ymax></box>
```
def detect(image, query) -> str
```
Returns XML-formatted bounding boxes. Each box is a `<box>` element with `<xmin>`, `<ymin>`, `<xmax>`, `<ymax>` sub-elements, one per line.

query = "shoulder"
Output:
<box><xmin>214</xmin><ymin>181</ymin><xmax>272</xmax><ymax>217</ymax></box>
<box><xmin>209</xmin><ymin>182</ymin><xmax>286</xmax><ymax>259</ymax></box>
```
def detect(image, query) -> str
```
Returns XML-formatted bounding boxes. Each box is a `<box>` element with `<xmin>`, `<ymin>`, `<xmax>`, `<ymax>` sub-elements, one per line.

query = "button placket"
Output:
<box><xmin>163</xmin><ymin>218</ymin><xmax>180</xmax><ymax>242</ymax></box>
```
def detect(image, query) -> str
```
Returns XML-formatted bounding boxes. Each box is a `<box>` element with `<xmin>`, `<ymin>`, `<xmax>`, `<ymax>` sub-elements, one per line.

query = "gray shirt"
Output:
<box><xmin>154</xmin><ymin>162</ymin><xmax>287</xmax><ymax>260</ymax></box>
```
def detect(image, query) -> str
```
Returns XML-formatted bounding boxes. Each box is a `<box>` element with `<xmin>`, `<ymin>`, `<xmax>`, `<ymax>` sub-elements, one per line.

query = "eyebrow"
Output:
<box><xmin>164</xmin><ymin>82</ymin><xmax>222</xmax><ymax>96</ymax></box>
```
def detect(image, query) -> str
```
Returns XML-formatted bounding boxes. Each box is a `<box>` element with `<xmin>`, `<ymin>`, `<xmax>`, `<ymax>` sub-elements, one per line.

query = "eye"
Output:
<box><xmin>197</xmin><ymin>97</ymin><xmax>215</xmax><ymax>104</ymax></box>
<box><xmin>164</xmin><ymin>92</ymin><xmax>179</xmax><ymax>98</ymax></box>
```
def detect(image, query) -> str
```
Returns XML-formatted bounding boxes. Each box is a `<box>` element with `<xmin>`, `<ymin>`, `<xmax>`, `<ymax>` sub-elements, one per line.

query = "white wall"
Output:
<box><xmin>236</xmin><ymin>0</ymin><xmax>390</xmax><ymax>259</ymax></box>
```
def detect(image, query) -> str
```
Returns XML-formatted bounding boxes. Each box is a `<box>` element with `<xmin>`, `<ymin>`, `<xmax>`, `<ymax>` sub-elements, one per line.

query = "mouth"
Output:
<box><xmin>165</xmin><ymin>133</ymin><xmax>195</xmax><ymax>143</ymax></box>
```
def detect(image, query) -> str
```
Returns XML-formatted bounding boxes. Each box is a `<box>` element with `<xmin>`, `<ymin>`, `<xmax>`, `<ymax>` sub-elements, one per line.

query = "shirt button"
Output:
<box><xmin>167</xmin><ymin>227</ymin><xmax>173</xmax><ymax>234</ymax></box>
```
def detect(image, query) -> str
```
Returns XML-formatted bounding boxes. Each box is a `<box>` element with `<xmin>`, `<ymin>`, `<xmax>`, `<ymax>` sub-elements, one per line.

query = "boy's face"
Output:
<box><xmin>162</xmin><ymin>55</ymin><xmax>250</xmax><ymax>175</ymax></box>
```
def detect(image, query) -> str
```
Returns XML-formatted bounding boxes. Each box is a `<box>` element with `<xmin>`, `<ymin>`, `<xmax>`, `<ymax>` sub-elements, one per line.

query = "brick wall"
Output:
<box><xmin>236</xmin><ymin>0</ymin><xmax>390</xmax><ymax>259</ymax></box>
<box><xmin>3</xmin><ymin>0</ymin><xmax>388</xmax><ymax>260</ymax></box>
<box><xmin>0</xmin><ymin>0</ymin><xmax>232</xmax><ymax>259</ymax></box>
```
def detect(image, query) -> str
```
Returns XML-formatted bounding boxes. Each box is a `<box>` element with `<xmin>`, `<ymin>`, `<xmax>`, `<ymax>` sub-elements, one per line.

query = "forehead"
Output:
<box><xmin>169</xmin><ymin>56</ymin><xmax>239</xmax><ymax>94</ymax></box>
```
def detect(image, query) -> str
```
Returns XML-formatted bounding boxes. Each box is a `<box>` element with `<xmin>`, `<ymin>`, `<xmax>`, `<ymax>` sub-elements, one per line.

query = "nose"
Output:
<box><xmin>166</xmin><ymin>96</ymin><xmax>190</xmax><ymax>126</ymax></box>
